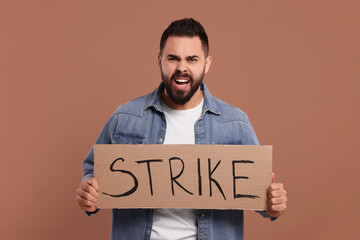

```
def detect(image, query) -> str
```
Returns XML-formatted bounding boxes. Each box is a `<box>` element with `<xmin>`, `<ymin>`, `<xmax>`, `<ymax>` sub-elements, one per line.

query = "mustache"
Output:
<box><xmin>171</xmin><ymin>72</ymin><xmax>193</xmax><ymax>81</ymax></box>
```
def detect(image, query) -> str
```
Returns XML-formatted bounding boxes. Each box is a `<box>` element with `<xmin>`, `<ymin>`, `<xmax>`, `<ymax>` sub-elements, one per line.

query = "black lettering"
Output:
<box><xmin>136</xmin><ymin>159</ymin><xmax>163</xmax><ymax>195</ymax></box>
<box><xmin>101</xmin><ymin>158</ymin><xmax>138</xmax><ymax>197</ymax></box>
<box><xmin>198</xmin><ymin>158</ymin><xmax>202</xmax><ymax>196</ymax></box>
<box><xmin>208</xmin><ymin>158</ymin><xmax>226</xmax><ymax>200</ymax></box>
<box><xmin>232</xmin><ymin>160</ymin><xmax>260</xmax><ymax>199</ymax></box>
<box><xmin>169</xmin><ymin>157</ymin><xmax>193</xmax><ymax>195</ymax></box>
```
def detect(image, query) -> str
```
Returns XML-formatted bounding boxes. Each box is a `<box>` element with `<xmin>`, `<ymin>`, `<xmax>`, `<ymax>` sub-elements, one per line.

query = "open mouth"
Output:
<box><xmin>174</xmin><ymin>78</ymin><xmax>190</xmax><ymax>86</ymax></box>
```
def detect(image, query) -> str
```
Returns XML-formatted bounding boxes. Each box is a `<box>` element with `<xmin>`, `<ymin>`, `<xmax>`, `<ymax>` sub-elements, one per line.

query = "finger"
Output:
<box><xmin>80</xmin><ymin>181</ymin><xmax>99</xmax><ymax>198</ymax></box>
<box><xmin>268</xmin><ymin>183</ymin><xmax>284</xmax><ymax>192</ymax></box>
<box><xmin>272</xmin><ymin>172</ymin><xmax>275</xmax><ymax>183</ymax></box>
<box><xmin>76</xmin><ymin>188</ymin><xmax>97</xmax><ymax>203</ymax></box>
<box><xmin>268</xmin><ymin>195</ymin><xmax>287</xmax><ymax>205</ymax></box>
<box><xmin>268</xmin><ymin>203</ymin><xmax>287</xmax><ymax>212</ymax></box>
<box><xmin>76</xmin><ymin>194</ymin><xmax>96</xmax><ymax>209</ymax></box>
<box><xmin>79</xmin><ymin>201</ymin><xmax>96</xmax><ymax>212</ymax></box>
<box><xmin>76</xmin><ymin>192</ymin><xmax>98</xmax><ymax>213</ymax></box>
<box><xmin>268</xmin><ymin>188</ymin><xmax>287</xmax><ymax>198</ymax></box>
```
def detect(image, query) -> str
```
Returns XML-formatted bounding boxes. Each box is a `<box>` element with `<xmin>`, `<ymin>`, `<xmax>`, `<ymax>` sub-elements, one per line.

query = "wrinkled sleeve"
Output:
<box><xmin>244</xmin><ymin>114</ymin><xmax>277</xmax><ymax>221</ymax></box>
<box><xmin>256</xmin><ymin>210</ymin><xmax>277</xmax><ymax>221</ymax></box>
<box><xmin>81</xmin><ymin>112</ymin><xmax>118</xmax><ymax>216</ymax></box>
<box><xmin>82</xmin><ymin>112</ymin><xmax>118</xmax><ymax>182</ymax></box>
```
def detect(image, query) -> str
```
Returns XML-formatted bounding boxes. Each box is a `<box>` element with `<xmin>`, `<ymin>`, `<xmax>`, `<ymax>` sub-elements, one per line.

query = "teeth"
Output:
<box><xmin>175</xmin><ymin>79</ymin><xmax>189</xmax><ymax>83</ymax></box>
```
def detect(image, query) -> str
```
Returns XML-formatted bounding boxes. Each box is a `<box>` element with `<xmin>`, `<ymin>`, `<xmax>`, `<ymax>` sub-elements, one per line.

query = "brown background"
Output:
<box><xmin>1</xmin><ymin>0</ymin><xmax>359</xmax><ymax>239</ymax></box>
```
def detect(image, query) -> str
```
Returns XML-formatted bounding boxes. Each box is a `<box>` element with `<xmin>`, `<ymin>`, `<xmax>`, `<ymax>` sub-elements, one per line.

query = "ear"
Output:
<box><xmin>204</xmin><ymin>55</ymin><xmax>212</xmax><ymax>74</ymax></box>
<box><xmin>158</xmin><ymin>52</ymin><xmax>162</xmax><ymax>67</ymax></box>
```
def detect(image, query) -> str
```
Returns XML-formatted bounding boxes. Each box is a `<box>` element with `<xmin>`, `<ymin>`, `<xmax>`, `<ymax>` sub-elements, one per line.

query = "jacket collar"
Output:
<box><xmin>145</xmin><ymin>82</ymin><xmax>220</xmax><ymax>115</ymax></box>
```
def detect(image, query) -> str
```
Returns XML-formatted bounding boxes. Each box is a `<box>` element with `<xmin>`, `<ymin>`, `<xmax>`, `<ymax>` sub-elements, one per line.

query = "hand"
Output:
<box><xmin>265</xmin><ymin>172</ymin><xmax>287</xmax><ymax>218</ymax></box>
<box><xmin>76</xmin><ymin>177</ymin><xmax>99</xmax><ymax>213</ymax></box>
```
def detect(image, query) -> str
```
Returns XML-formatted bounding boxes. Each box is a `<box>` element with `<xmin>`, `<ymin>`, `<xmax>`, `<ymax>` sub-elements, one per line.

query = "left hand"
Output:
<box><xmin>265</xmin><ymin>172</ymin><xmax>287</xmax><ymax>218</ymax></box>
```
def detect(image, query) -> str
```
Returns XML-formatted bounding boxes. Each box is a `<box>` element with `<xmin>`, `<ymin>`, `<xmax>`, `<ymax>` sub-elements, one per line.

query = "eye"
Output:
<box><xmin>188</xmin><ymin>58</ymin><xmax>197</xmax><ymax>62</ymax></box>
<box><xmin>168</xmin><ymin>57</ymin><xmax>178</xmax><ymax>61</ymax></box>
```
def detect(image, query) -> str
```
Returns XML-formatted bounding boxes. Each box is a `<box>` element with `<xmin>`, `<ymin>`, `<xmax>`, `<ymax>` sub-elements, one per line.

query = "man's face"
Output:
<box><xmin>159</xmin><ymin>36</ymin><xmax>212</xmax><ymax>108</ymax></box>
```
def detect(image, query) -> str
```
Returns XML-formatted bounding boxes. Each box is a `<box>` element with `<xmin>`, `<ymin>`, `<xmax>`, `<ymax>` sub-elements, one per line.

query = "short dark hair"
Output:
<box><xmin>160</xmin><ymin>18</ymin><xmax>209</xmax><ymax>56</ymax></box>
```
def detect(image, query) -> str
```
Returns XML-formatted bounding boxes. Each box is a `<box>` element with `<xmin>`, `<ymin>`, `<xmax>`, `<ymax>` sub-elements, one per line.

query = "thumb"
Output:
<box><xmin>87</xmin><ymin>178</ymin><xmax>100</xmax><ymax>192</ymax></box>
<box><xmin>91</xmin><ymin>178</ymin><xmax>100</xmax><ymax>192</ymax></box>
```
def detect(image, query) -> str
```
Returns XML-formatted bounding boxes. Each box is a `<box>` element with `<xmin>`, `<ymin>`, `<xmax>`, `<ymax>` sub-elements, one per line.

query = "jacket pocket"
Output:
<box><xmin>112</xmin><ymin>132</ymin><xmax>145</xmax><ymax>144</ymax></box>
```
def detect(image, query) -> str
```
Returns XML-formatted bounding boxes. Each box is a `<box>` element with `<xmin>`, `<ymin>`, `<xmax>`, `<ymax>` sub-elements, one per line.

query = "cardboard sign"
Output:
<box><xmin>94</xmin><ymin>144</ymin><xmax>272</xmax><ymax>210</ymax></box>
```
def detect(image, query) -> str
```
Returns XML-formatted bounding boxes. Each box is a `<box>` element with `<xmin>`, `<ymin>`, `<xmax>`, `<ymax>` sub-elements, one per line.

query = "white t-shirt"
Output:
<box><xmin>150</xmin><ymin>100</ymin><xmax>203</xmax><ymax>240</ymax></box>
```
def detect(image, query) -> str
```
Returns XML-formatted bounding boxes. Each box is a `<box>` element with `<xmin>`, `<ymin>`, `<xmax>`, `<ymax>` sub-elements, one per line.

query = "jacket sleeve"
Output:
<box><xmin>243</xmin><ymin>114</ymin><xmax>259</xmax><ymax>146</ymax></box>
<box><xmin>244</xmin><ymin>114</ymin><xmax>277</xmax><ymax>221</ymax></box>
<box><xmin>82</xmin><ymin>112</ymin><xmax>118</xmax><ymax>182</ymax></box>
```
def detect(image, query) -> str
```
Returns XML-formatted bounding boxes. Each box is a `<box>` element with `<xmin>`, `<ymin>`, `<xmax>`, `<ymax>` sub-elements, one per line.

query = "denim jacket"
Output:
<box><xmin>82</xmin><ymin>83</ymin><xmax>273</xmax><ymax>240</ymax></box>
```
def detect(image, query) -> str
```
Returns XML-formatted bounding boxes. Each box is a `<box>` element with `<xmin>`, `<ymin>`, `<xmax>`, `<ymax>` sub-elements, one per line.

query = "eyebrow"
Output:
<box><xmin>166</xmin><ymin>54</ymin><xmax>199</xmax><ymax>59</ymax></box>
<box><xmin>167</xmin><ymin>54</ymin><xmax>180</xmax><ymax>60</ymax></box>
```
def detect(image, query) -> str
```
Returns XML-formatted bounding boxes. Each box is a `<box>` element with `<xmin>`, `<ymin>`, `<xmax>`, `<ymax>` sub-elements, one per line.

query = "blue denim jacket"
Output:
<box><xmin>82</xmin><ymin>83</ymin><xmax>273</xmax><ymax>240</ymax></box>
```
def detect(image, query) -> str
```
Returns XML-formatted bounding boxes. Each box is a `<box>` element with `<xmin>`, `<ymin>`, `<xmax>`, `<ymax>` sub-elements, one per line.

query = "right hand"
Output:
<box><xmin>76</xmin><ymin>177</ymin><xmax>99</xmax><ymax>213</ymax></box>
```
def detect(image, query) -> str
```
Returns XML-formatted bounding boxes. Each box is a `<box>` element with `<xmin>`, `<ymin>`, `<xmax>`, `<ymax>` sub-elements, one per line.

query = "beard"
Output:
<box><xmin>161</xmin><ymin>68</ymin><xmax>205</xmax><ymax>105</ymax></box>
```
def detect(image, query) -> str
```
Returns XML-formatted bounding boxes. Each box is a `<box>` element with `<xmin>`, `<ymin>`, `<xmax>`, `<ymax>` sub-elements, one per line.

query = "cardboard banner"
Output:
<box><xmin>94</xmin><ymin>144</ymin><xmax>272</xmax><ymax>210</ymax></box>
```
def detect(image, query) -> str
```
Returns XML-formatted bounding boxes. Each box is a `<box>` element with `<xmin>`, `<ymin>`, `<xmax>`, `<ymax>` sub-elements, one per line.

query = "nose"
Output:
<box><xmin>176</xmin><ymin>60</ymin><xmax>188</xmax><ymax>73</ymax></box>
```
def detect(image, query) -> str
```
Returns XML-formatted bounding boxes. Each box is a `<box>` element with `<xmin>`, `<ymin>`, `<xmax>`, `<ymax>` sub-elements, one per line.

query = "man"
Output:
<box><xmin>76</xmin><ymin>18</ymin><xmax>287</xmax><ymax>240</ymax></box>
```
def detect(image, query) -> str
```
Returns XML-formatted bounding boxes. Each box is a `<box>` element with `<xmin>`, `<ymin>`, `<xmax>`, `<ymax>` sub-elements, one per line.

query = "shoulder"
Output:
<box><xmin>112</xmin><ymin>94</ymin><xmax>150</xmax><ymax>118</ymax></box>
<box><xmin>202</xmin><ymin>83</ymin><xmax>250</xmax><ymax>124</ymax></box>
<box><xmin>212</xmin><ymin>97</ymin><xmax>250</xmax><ymax>124</ymax></box>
